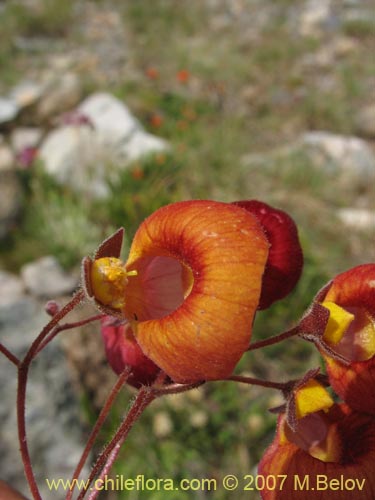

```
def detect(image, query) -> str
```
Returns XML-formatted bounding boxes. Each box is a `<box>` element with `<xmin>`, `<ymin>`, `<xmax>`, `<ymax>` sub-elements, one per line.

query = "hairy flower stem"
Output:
<box><xmin>86</xmin><ymin>442</ymin><xmax>123</xmax><ymax>500</ymax></box>
<box><xmin>66</xmin><ymin>367</ymin><xmax>131</xmax><ymax>500</ymax></box>
<box><xmin>0</xmin><ymin>343</ymin><xmax>20</xmax><ymax>366</ymax></box>
<box><xmin>77</xmin><ymin>387</ymin><xmax>155</xmax><ymax>500</ymax></box>
<box><xmin>17</xmin><ymin>290</ymin><xmax>85</xmax><ymax>500</ymax></box>
<box><xmin>37</xmin><ymin>313</ymin><xmax>104</xmax><ymax>354</ymax></box>
<box><xmin>152</xmin><ymin>381</ymin><xmax>205</xmax><ymax>397</ymax></box>
<box><xmin>247</xmin><ymin>326</ymin><xmax>299</xmax><ymax>351</ymax></box>
<box><xmin>227</xmin><ymin>375</ymin><xmax>290</xmax><ymax>391</ymax></box>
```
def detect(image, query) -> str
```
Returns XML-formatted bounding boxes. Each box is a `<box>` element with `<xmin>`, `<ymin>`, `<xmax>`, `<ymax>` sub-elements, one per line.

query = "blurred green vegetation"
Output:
<box><xmin>1</xmin><ymin>0</ymin><xmax>374</xmax><ymax>498</ymax></box>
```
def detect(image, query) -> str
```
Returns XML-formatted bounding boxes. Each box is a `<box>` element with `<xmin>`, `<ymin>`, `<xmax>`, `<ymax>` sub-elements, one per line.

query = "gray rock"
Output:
<box><xmin>0</xmin><ymin>271</ymin><xmax>25</xmax><ymax>307</ymax></box>
<box><xmin>21</xmin><ymin>256</ymin><xmax>78</xmax><ymax>298</ymax></box>
<box><xmin>10</xmin><ymin>127</ymin><xmax>43</xmax><ymax>153</ymax></box>
<box><xmin>355</xmin><ymin>105</ymin><xmax>375</xmax><ymax>139</ymax></box>
<box><xmin>0</xmin><ymin>97</ymin><xmax>18</xmax><ymax>125</ymax></box>
<box><xmin>301</xmin><ymin>131</ymin><xmax>375</xmax><ymax>183</ymax></box>
<box><xmin>0</xmin><ymin>297</ymin><xmax>91</xmax><ymax>499</ymax></box>
<box><xmin>337</xmin><ymin>208</ymin><xmax>375</xmax><ymax>231</ymax></box>
<box><xmin>36</xmin><ymin>72</ymin><xmax>82</xmax><ymax>120</ymax></box>
<box><xmin>0</xmin><ymin>169</ymin><xmax>22</xmax><ymax>239</ymax></box>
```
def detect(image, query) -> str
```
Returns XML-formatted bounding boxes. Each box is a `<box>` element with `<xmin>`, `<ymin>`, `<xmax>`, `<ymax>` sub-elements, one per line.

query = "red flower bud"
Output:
<box><xmin>232</xmin><ymin>200</ymin><xmax>303</xmax><ymax>309</ymax></box>
<box><xmin>100</xmin><ymin>316</ymin><xmax>160</xmax><ymax>388</ymax></box>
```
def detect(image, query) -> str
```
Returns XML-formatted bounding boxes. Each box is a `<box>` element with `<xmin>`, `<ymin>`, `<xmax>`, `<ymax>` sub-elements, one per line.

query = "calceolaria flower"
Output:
<box><xmin>316</xmin><ymin>264</ymin><xmax>375</xmax><ymax>414</ymax></box>
<box><xmin>258</xmin><ymin>403</ymin><xmax>375</xmax><ymax>499</ymax></box>
<box><xmin>84</xmin><ymin>200</ymin><xmax>270</xmax><ymax>382</ymax></box>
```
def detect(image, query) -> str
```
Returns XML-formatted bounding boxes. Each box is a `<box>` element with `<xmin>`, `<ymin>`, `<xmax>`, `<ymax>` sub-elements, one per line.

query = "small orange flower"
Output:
<box><xmin>150</xmin><ymin>114</ymin><xmax>164</xmax><ymax>128</ymax></box>
<box><xmin>131</xmin><ymin>166</ymin><xmax>144</xmax><ymax>180</ymax></box>
<box><xmin>176</xmin><ymin>69</ymin><xmax>190</xmax><ymax>84</ymax></box>
<box><xmin>145</xmin><ymin>67</ymin><xmax>159</xmax><ymax>80</ymax></box>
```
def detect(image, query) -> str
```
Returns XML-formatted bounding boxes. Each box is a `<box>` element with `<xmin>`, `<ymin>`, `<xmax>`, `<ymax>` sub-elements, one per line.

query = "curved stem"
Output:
<box><xmin>66</xmin><ymin>367</ymin><xmax>131</xmax><ymax>500</ymax></box>
<box><xmin>0</xmin><ymin>343</ymin><xmax>20</xmax><ymax>366</ymax></box>
<box><xmin>37</xmin><ymin>313</ymin><xmax>104</xmax><ymax>354</ymax></box>
<box><xmin>17</xmin><ymin>290</ymin><xmax>84</xmax><ymax>500</ymax></box>
<box><xmin>227</xmin><ymin>375</ymin><xmax>289</xmax><ymax>391</ymax></box>
<box><xmin>247</xmin><ymin>326</ymin><xmax>299</xmax><ymax>351</ymax></box>
<box><xmin>76</xmin><ymin>387</ymin><xmax>155</xmax><ymax>500</ymax></box>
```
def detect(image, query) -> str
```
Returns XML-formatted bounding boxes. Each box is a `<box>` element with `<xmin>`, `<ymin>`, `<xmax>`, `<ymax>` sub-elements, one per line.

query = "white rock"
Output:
<box><xmin>0</xmin><ymin>97</ymin><xmax>18</xmax><ymax>124</ymax></box>
<box><xmin>123</xmin><ymin>130</ymin><xmax>169</xmax><ymax>162</ymax></box>
<box><xmin>21</xmin><ymin>256</ymin><xmax>77</xmax><ymax>298</ymax></box>
<box><xmin>302</xmin><ymin>131</ymin><xmax>375</xmax><ymax>182</ymax></box>
<box><xmin>337</xmin><ymin>208</ymin><xmax>375</xmax><ymax>231</ymax></box>
<box><xmin>10</xmin><ymin>127</ymin><xmax>43</xmax><ymax>153</ymax></box>
<box><xmin>0</xmin><ymin>144</ymin><xmax>15</xmax><ymax>170</ymax></box>
<box><xmin>78</xmin><ymin>92</ymin><xmax>140</xmax><ymax>146</ymax></box>
<box><xmin>39</xmin><ymin>93</ymin><xmax>169</xmax><ymax>197</ymax></box>
<box><xmin>9</xmin><ymin>80</ymin><xmax>45</xmax><ymax>109</ymax></box>
<box><xmin>38</xmin><ymin>125</ymin><xmax>109</xmax><ymax>197</ymax></box>
<box><xmin>79</xmin><ymin>92</ymin><xmax>169</xmax><ymax>160</ymax></box>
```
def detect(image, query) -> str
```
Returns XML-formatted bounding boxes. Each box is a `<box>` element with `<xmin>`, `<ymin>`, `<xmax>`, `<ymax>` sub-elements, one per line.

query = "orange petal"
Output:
<box><xmin>324</xmin><ymin>355</ymin><xmax>375</xmax><ymax>415</ymax></box>
<box><xmin>259</xmin><ymin>405</ymin><xmax>375</xmax><ymax>499</ymax></box>
<box><xmin>124</xmin><ymin>200</ymin><xmax>269</xmax><ymax>382</ymax></box>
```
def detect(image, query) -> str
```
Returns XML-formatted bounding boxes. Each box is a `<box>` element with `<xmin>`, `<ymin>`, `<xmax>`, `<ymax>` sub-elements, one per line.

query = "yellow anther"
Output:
<box><xmin>322</xmin><ymin>301</ymin><xmax>354</xmax><ymax>345</ymax></box>
<box><xmin>91</xmin><ymin>257</ymin><xmax>137</xmax><ymax>310</ymax></box>
<box><xmin>294</xmin><ymin>379</ymin><xmax>334</xmax><ymax>420</ymax></box>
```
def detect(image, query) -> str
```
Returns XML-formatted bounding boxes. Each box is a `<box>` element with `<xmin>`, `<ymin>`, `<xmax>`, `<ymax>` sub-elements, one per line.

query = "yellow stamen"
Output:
<box><xmin>295</xmin><ymin>379</ymin><xmax>334</xmax><ymax>419</ymax></box>
<box><xmin>91</xmin><ymin>257</ymin><xmax>137</xmax><ymax>310</ymax></box>
<box><xmin>322</xmin><ymin>301</ymin><xmax>354</xmax><ymax>345</ymax></box>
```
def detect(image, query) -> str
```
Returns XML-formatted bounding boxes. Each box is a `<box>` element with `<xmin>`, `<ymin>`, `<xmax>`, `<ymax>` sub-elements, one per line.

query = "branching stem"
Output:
<box><xmin>17</xmin><ymin>290</ymin><xmax>85</xmax><ymax>500</ymax></box>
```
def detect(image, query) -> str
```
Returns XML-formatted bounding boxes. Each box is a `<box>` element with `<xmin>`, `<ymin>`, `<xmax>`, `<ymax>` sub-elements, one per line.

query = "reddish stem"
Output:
<box><xmin>247</xmin><ymin>326</ymin><xmax>299</xmax><ymax>351</ymax></box>
<box><xmin>227</xmin><ymin>375</ymin><xmax>289</xmax><ymax>391</ymax></box>
<box><xmin>0</xmin><ymin>343</ymin><xmax>20</xmax><ymax>366</ymax></box>
<box><xmin>76</xmin><ymin>387</ymin><xmax>155</xmax><ymax>500</ymax></box>
<box><xmin>86</xmin><ymin>442</ymin><xmax>122</xmax><ymax>500</ymax></box>
<box><xmin>17</xmin><ymin>290</ymin><xmax>85</xmax><ymax>500</ymax></box>
<box><xmin>152</xmin><ymin>381</ymin><xmax>204</xmax><ymax>397</ymax></box>
<box><xmin>37</xmin><ymin>313</ymin><xmax>104</xmax><ymax>354</ymax></box>
<box><xmin>66</xmin><ymin>367</ymin><xmax>131</xmax><ymax>500</ymax></box>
